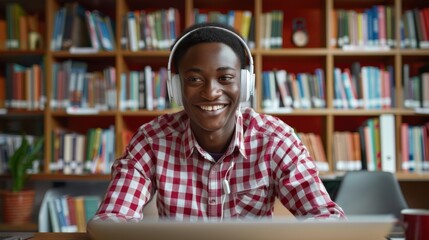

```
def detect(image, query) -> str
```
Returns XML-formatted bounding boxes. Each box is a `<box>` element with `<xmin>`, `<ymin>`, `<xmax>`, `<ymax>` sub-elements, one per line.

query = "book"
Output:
<box><xmin>74</xmin><ymin>196</ymin><xmax>86</xmax><ymax>232</ymax></box>
<box><xmin>380</xmin><ymin>114</ymin><xmax>396</xmax><ymax>172</ymax></box>
<box><xmin>83</xmin><ymin>196</ymin><xmax>101</xmax><ymax>223</ymax></box>
<box><xmin>275</xmin><ymin>69</ymin><xmax>292</xmax><ymax>108</ymax></box>
<box><xmin>48</xmin><ymin>198</ymin><xmax>60</xmax><ymax>232</ymax></box>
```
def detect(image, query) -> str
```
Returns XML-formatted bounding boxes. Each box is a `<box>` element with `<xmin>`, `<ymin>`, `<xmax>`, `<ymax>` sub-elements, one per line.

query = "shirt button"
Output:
<box><xmin>209</xmin><ymin>198</ymin><xmax>216</xmax><ymax>205</ymax></box>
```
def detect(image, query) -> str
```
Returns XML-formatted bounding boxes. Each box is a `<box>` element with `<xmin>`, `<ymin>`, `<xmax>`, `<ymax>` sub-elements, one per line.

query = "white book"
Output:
<box><xmin>63</xmin><ymin>134</ymin><xmax>73</xmax><ymax>174</ymax></box>
<box><xmin>145</xmin><ymin>66</ymin><xmax>154</xmax><ymax>110</ymax></box>
<box><xmin>127</xmin><ymin>12</ymin><xmax>138</xmax><ymax>52</ymax></box>
<box><xmin>275</xmin><ymin>70</ymin><xmax>292</xmax><ymax>108</ymax></box>
<box><xmin>49</xmin><ymin>199</ymin><xmax>60</xmax><ymax>232</ymax></box>
<box><xmin>380</xmin><ymin>114</ymin><xmax>396</xmax><ymax>173</ymax></box>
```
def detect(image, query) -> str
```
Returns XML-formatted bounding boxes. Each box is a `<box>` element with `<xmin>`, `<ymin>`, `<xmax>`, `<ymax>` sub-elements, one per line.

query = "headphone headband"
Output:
<box><xmin>167</xmin><ymin>25</ymin><xmax>255</xmax><ymax>105</ymax></box>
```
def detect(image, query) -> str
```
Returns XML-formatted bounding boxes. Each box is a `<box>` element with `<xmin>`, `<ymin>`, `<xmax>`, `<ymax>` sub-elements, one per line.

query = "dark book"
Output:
<box><xmin>61</xmin><ymin>3</ymin><xmax>75</xmax><ymax>50</ymax></box>
<box><xmin>351</xmin><ymin>62</ymin><xmax>361</xmax><ymax>101</ymax></box>
<box><xmin>358</xmin><ymin>125</ymin><xmax>367</xmax><ymax>170</ymax></box>
<box><xmin>138</xmin><ymin>71</ymin><xmax>146</xmax><ymax>110</ymax></box>
<box><xmin>387</xmin><ymin>65</ymin><xmax>395</xmax><ymax>108</ymax></box>
<box><xmin>247</xmin><ymin>16</ymin><xmax>255</xmax><ymax>49</ymax></box>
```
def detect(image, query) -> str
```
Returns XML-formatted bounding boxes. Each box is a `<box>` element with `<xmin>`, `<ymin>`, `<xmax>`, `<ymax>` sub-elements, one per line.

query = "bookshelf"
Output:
<box><xmin>1</xmin><ymin>0</ymin><xmax>429</xmax><ymax>229</ymax></box>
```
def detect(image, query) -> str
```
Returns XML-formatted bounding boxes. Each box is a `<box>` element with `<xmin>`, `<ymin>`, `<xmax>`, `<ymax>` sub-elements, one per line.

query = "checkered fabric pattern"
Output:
<box><xmin>93</xmin><ymin>107</ymin><xmax>345</xmax><ymax>222</ymax></box>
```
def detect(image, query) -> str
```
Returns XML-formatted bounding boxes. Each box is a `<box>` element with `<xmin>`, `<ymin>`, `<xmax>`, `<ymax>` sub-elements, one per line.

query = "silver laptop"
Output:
<box><xmin>88</xmin><ymin>215</ymin><xmax>395</xmax><ymax>240</ymax></box>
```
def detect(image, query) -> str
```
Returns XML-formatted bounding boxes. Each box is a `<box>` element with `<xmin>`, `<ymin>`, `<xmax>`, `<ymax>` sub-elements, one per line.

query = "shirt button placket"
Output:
<box><xmin>207</xmin><ymin>164</ymin><xmax>220</xmax><ymax>219</ymax></box>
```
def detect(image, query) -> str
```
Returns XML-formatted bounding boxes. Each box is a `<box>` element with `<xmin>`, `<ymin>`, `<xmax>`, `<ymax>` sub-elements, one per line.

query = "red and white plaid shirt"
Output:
<box><xmin>93</xmin><ymin>107</ymin><xmax>345</xmax><ymax>222</ymax></box>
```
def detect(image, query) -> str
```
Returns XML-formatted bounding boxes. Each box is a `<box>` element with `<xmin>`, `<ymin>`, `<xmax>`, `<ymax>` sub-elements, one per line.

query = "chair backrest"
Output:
<box><xmin>334</xmin><ymin>171</ymin><xmax>408</xmax><ymax>220</ymax></box>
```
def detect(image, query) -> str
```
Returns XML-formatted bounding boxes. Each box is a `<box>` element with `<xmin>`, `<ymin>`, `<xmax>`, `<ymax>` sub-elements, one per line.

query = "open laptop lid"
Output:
<box><xmin>88</xmin><ymin>215</ymin><xmax>395</xmax><ymax>240</ymax></box>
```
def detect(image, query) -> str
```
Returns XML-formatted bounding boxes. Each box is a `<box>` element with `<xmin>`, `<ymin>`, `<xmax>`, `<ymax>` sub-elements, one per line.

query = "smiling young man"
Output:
<box><xmin>89</xmin><ymin>22</ymin><xmax>345</xmax><ymax>224</ymax></box>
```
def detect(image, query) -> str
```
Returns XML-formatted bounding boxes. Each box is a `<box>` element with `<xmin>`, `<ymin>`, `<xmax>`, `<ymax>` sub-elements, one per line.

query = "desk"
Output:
<box><xmin>32</xmin><ymin>233</ymin><xmax>89</xmax><ymax>240</ymax></box>
<box><xmin>1</xmin><ymin>232</ymin><xmax>405</xmax><ymax>240</ymax></box>
<box><xmin>28</xmin><ymin>232</ymin><xmax>407</xmax><ymax>240</ymax></box>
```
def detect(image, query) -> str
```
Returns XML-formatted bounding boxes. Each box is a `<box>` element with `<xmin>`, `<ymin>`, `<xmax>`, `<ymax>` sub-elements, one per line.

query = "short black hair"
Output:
<box><xmin>171</xmin><ymin>22</ymin><xmax>247</xmax><ymax>72</ymax></box>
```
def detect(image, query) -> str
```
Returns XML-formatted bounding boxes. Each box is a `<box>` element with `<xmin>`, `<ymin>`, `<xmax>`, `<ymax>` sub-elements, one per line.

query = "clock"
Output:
<box><xmin>292</xmin><ymin>18</ymin><xmax>309</xmax><ymax>47</ymax></box>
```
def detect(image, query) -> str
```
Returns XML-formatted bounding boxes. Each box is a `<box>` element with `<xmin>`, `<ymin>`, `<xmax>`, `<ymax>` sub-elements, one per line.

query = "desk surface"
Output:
<box><xmin>26</xmin><ymin>232</ymin><xmax>406</xmax><ymax>240</ymax></box>
<box><xmin>32</xmin><ymin>233</ymin><xmax>89</xmax><ymax>240</ymax></box>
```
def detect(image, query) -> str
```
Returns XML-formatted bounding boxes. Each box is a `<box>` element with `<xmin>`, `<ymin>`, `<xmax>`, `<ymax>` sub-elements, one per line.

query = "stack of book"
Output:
<box><xmin>3</xmin><ymin>63</ymin><xmax>46</xmax><ymax>110</ymax></box>
<box><xmin>333</xmin><ymin>63</ymin><xmax>395</xmax><ymax>110</ymax></box>
<box><xmin>51</xmin><ymin>2</ymin><xmax>115</xmax><ymax>53</ymax></box>
<box><xmin>50</xmin><ymin>60</ymin><xmax>116</xmax><ymax>111</ymax></box>
<box><xmin>50</xmin><ymin>126</ymin><xmax>115</xmax><ymax>175</ymax></box>
<box><xmin>1</xmin><ymin>3</ymin><xmax>44</xmax><ymax>50</ymax></box>
<box><xmin>192</xmin><ymin>9</ymin><xmax>256</xmax><ymax>49</ymax></box>
<box><xmin>261</xmin><ymin>68</ymin><xmax>326</xmax><ymax>112</ymax></box>
<box><xmin>122</xmin><ymin>8</ymin><xmax>180</xmax><ymax>51</ymax></box>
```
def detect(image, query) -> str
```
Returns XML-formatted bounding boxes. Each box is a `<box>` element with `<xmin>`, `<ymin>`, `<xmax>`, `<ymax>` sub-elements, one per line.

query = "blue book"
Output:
<box><xmin>365</xmin><ymin>9</ymin><xmax>373</xmax><ymax>46</ymax></box>
<box><xmin>371</xmin><ymin>6</ymin><xmax>379</xmax><ymax>46</ymax></box>
<box><xmin>262</xmin><ymin>71</ymin><xmax>272</xmax><ymax>109</ymax></box>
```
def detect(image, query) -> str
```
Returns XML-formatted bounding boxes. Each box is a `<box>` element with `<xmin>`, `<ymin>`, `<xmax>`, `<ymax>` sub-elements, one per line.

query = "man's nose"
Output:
<box><xmin>201</xmin><ymin>79</ymin><xmax>222</xmax><ymax>100</ymax></box>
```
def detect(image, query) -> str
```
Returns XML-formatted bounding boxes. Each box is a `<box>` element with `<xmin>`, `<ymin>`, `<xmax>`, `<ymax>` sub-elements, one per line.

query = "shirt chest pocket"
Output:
<box><xmin>231</xmin><ymin>179</ymin><xmax>271</xmax><ymax>216</ymax></box>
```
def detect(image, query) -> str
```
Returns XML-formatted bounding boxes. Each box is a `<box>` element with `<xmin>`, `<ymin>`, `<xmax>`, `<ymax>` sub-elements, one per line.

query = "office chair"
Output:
<box><xmin>334</xmin><ymin>171</ymin><xmax>408</xmax><ymax>220</ymax></box>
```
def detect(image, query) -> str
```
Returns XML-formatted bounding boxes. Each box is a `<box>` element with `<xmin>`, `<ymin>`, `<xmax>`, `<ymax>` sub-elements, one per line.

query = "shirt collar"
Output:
<box><xmin>182</xmin><ymin>109</ymin><xmax>247</xmax><ymax>161</ymax></box>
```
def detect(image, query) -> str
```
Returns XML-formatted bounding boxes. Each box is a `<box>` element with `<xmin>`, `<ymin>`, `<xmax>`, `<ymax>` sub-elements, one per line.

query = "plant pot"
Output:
<box><xmin>2</xmin><ymin>190</ymin><xmax>35</xmax><ymax>224</ymax></box>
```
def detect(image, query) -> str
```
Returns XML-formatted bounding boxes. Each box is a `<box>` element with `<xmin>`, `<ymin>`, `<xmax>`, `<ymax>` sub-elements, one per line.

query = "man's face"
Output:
<box><xmin>178</xmin><ymin>42</ymin><xmax>241</xmax><ymax>135</ymax></box>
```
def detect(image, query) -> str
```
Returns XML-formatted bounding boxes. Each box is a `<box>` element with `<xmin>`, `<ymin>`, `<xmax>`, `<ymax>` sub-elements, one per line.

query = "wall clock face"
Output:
<box><xmin>292</xmin><ymin>30</ymin><xmax>309</xmax><ymax>47</ymax></box>
<box><xmin>292</xmin><ymin>18</ymin><xmax>309</xmax><ymax>47</ymax></box>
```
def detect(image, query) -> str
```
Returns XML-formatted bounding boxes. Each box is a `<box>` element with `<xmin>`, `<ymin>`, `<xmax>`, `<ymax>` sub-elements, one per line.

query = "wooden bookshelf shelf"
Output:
<box><xmin>51</xmin><ymin>51</ymin><xmax>117</xmax><ymax>58</ymax></box>
<box><xmin>330</xmin><ymin>49</ymin><xmax>398</xmax><ymax>56</ymax></box>
<box><xmin>0</xmin><ymin>223</ymin><xmax>38</xmax><ymax>232</ymax></box>
<box><xmin>259</xmin><ymin>48</ymin><xmax>329</xmax><ymax>56</ymax></box>
<box><xmin>0</xmin><ymin>50</ymin><xmax>46</xmax><ymax>56</ymax></box>
<box><xmin>121</xmin><ymin>50</ymin><xmax>171</xmax><ymax>57</ymax></box>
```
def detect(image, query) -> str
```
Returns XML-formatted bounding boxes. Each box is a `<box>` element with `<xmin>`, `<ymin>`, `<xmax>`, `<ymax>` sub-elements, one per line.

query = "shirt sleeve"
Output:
<box><xmin>273</xmin><ymin>130</ymin><xmax>346</xmax><ymax>220</ymax></box>
<box><xmin>90</xmin><ymin>131</ymin><xmax>156</xmax><ymax>223</ymax></box>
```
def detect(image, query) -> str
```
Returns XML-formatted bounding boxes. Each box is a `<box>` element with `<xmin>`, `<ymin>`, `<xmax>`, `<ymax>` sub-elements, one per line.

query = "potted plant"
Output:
<box><xmin>2</xmin><ymin>135</ymin><xmax>44</xmax><ymax>224</ymax></box>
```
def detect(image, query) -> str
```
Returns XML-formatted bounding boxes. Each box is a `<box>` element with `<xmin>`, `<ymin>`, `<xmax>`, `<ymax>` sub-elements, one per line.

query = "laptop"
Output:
<box><xmin>88</xmin><ymin>215</ymin><xmax>396</xmax><ymax>240</ymax></box>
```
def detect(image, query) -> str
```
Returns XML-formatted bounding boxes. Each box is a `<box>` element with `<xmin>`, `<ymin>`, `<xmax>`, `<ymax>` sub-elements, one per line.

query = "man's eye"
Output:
<box><xmin>219</xmin><ymin>76</ymin><xmax>234</xmax><ymax>82</ymax></box>
<box><xmin>186</xmin><ymin>77</ymin><xmax>201</xmax><ymax>82</ymax></box>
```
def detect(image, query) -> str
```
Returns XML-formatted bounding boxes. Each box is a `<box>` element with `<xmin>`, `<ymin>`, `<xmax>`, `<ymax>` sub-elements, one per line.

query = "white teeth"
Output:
<box><xmin>200</xmin><ymin>105</ymin><xmax>225</xmax><ymax>111</ymax></box>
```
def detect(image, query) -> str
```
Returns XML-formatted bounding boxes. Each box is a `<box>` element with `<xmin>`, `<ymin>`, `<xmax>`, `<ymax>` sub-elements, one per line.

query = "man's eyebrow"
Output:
<box><xmin>217</xmin><ymin>66</ymin><xmax>237</xmax><ymax>71</ymax></box>
<box><xmin>184</xmin><ymin>66</ymin><xmax>237</xmax><ymax>73</ymax></box>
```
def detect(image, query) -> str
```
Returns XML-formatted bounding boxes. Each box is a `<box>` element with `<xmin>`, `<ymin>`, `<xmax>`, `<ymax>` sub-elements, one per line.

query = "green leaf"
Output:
<box><xmin>8</xmin><ymin>135</ymin><xmax>44</xmax><ymax>192</ymax></box>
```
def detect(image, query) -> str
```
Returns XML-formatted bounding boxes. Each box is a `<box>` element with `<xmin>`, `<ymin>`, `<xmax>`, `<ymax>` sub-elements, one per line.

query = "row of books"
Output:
<box><xmin>261</xmin><ymin>68</ymin><xmax>326</xmax><ymax>111</ymax></box>
<box><xmin>403</xmin><ymin>64</ymin><xmax>429</xmax><ymax>109</ymax></box>
<box><xmin>333</xmin><ymin>5</ymin><xmax>395</xmax><ymax>50</ymax></box>
<box><xmin>1</xmin><ymin>3</ymin><xmax>44</xmax><ymax>50</ymax></box>
<box><xmin>333</xmin><ymin>131</ymin><xmax>362</xmax><ymax>171</ymax></box>
<box><xmin>260</xmin><ymin>11</ymin><xmax>284</xmax><ymax>49</ymax></box>
<box><xmin>120</xmin><ymin>66</ymin><xmax>176</xmax><ymax>111</ymax></box>
<box><xmin>401</xmin><ymin>8</ymin><xmax>429</xmax><ymax>49</ymax></box>
<box><xmin>1</xmin><ymin>63</ymin><xmax>46</xmax><ymax>110</ymax></box>
<box><xmin>334</xmin><ymin>114</ymin><xmax>396</xmax><ymax>173</ymax></box>
<box><xmin>51</xmin><ymin>2</ymin><xmax>115</xmax><ymax>52</ymax></box>
<box><xmin>50</xmin><ymin>60</ymin><xmax>116</xmax><ymax>111</ymax></box>
<box><xmin>401</xmin><ymin>123</ymin><xmax>429</xmax><ymax>172</ymax></box>
<box><xmin>192</xmin><ymin>9</ymin><xmax>255</xmax><ymax>49</ymax></box>
<box><xmin>50</xmin><ymin>126</ymin><xmax>115</xmax><ymax>174</ymax></box>
<box><xmin>0</xmin><ymin>134</ymin><xmax>41</xmax><ymax>174</ymax></box>
<box><xmin>122</xmin><ymin>8</ymin><xmax>180</xmax><ymax>51</ymax></box>
<box><xmin>46</xmin><ymin>194</ymin><xmax>101</xmax><ymax>232</ymax></box>
<box><xmin>296</xmin><ymin>132</ymin><xmax>329</xmax><ymax>172</ymax></box>
<box><xmin>333</xmin><ymin>64</ymin><xmax>395</xmax><ymax>109</ymax></box>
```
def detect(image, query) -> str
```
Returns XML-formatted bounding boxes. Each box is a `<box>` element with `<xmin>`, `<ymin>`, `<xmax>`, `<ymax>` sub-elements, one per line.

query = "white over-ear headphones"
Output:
<box><xmin>167</xmin><ymin>26</ymin><xmax>255</xmax><ymax>106</ymax></box>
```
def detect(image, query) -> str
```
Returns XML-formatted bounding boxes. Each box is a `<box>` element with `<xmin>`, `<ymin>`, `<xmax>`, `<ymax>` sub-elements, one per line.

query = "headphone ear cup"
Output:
<box><xmin>240</xmin><ymin>69</ymin><xmax>251</xmax><ymax>102</ymax></box>
<box><xmin>171</xmin><ymin>74</ymin><xmax>183</xmax><ymax>106</ymax></box>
